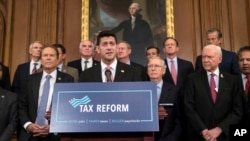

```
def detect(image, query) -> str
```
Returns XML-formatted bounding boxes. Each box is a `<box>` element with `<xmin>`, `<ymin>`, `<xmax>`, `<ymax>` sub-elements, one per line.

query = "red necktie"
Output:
<box><xmin>105</xmin><ymin>66</ymin><xmax>113</xmax><ymax>82</ymax></box>
<box><xmin>210</xmin><ymin>73</ymin><xmax>217</xmax><ymax>103</ymax></box>
<box><xmin>245</xmin><ymin>75</ymin><xmax>250</xmax><ymax>95</ymax></box>
<box><xmin>32</xmin><ymin>63</ymin><xmax>38</xmax><ymax>74</ymax></box>
<box><xmin>170</xmin><ymin>60</ymin><xmax>177</xmax><ymax>85</ymax></box>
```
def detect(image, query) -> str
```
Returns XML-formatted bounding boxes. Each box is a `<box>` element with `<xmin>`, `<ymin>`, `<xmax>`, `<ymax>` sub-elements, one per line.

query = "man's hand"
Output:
<box><xmin>27</xmin><ymin>123</ymin><xmax>49</xmax><ymax>137</ymax></box>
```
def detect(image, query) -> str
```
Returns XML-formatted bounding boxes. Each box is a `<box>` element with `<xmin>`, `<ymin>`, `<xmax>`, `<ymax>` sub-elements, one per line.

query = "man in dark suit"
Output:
<box><xmin>12</xmin><ymin>41</ymin><xmax>43</xmax><ymax>95</ymax></box>
<box><xmin>0</xmin><ymin>64</ymin><xmax>17</xmax><ymax>141</ymax></box>
<box><xmin>110</xmin><ymin>2</ymin><xmax>153</xmax><ymax>65</ymax></box>
<box><xmin>147</xmin><ymin>57</ymin><xmax>181</xmax><ymax>141</ymax></box>
<box><xmin>18</xmin><ymin>46</ymin><xmax>74</xmax><ymax>141</ymax></box>
<box><xmin>162</xmin><ymin>37</ymin><xmax>194</xmax><ymax>88</ymax></box>
<box><xmin>79</xmin><ymin>31</ymin><xmax>141</xmax><ymax>82</ymax></box>
<box><xmin>237</xmin><ymin>46</ymin><xmax>250</xmax><ymax>129</ymax></box>
<box><xmin>195</xmin><ymin>28</ymin><xmax>240</xmax><ymax>75</ymax></box>
<box><xmin>0</xmin><ymin>62</ymin><xmax>11</xmax><ymax>90</ymax></box>
<box><xmin>183</xmin><ymin>44</ymin><xmax>244</xmax><ymax>141</ymax></box>
<box><xmin>117</xmin><ymin>41</ymin><xmax>148</xmax><ymax>81</ymax></box>
<box><xmin>67</xmin><ymin>40</ymin><xmax>99</xmax><ymax>75</ymax></box>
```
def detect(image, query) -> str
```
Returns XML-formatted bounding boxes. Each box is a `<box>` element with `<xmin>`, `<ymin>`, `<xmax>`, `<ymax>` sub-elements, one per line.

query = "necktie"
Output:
<box><xmin>36</xmin><ymin>75</ymin><xmax>51</xmax><ymax>125</ymax></box>
<box><xmin>170</xmin><ymin>60</ymin><xmax>177</xmax><ymax>85</ymax></box>
<box><xmin>210</xmin><ymin>73</ymin><xmax>217</xmax><ymax>103</ymax></box>
<box><xmin>105</xmin><ymin>66</ymin><xmax>113</xmax><ymax>82</ymax></box>
<box><xmin>84</xmin><ymin>60</ymin><xmax>89</xmax><ymax>70</ymax></box>
<box><xmin>32</xmin><ymin>63</ymin><xmax>38</xmax><ymax>74</ymax></box>
<box><xmin>245</xmin><ymin>75</ymin><xmax>250</xmax><ymax>95</ymax></box>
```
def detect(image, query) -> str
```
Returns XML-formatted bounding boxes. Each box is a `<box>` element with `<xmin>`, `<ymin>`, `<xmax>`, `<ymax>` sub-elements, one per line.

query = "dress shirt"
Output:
<box><xmin>101</xmin><ymin>59</ymin><xmax>117</xmax><ymax>82</ymax></box>
<box><xmin>207</xmin><ymin>67</ymin><xmax>219</xmax><ymax>92</ymax></box>
<box><xmin>157</xmin><ymin>80</ymin><xmax>163</xmax><ymax>102</ymax></box>
<box><xmin>166</xmin><ymin>57</ymin><xmax>178</xmax><ymax>74</ymax></box>
<box><xmin>57</xmin><ymin>64</ymin><xmax>63</xmax><ymax>71</ymax></box>
<box><xmin>29</xmin><ymin>60</ymin><xmax>41</xmax><ymax>74</ymax></box>
<box><xmin>81</xmin><ymin>58</ymin><xmax>93</xmax><ymax>71</ymax></box>
<box><xmin>241</xmin><ymin>73</ymin><xmax>249</xmax><ymax>90</ymax></box>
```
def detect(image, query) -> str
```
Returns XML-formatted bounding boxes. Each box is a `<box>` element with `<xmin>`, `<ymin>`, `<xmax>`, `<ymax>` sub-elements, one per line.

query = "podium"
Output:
<box><xmin>50</xmin><ymin>82</ymin><xmax>159</xmax><ymax>141</ymax></box>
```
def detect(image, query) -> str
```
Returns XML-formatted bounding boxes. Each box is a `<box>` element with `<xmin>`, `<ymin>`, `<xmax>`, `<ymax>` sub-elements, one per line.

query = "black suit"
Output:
<box><xmin>158</xmin><ymin>82</ymin><xmax>182</xmax><ymax>141</ymax></box>
<box><xmin>0</xmin><ymin>87</ymin><xmax>17</xmax><ymax>141</ymax></box>
<box><xmin>79</xmin><ymin>61</ymin><xmax>141</xmax><ymax>82</ymax></box>
<box><xmin>195</xmin><ymin>49</ymin><xmax>240</xmax><ymax>75</ymax></box>
<box><xmin>130</xmin><ymin>61</ymin><xmax>149</xmax><ymax>81</ymax></box>
<box><xmin>18</xmin><ymin>71</ymin><xmax>74</xmax><ymax>141</ymax></box>
<box><xmin>110</xmin><ymin>14</ymin><xmax>153</xmax><ymax>65</ymax></box>
<box><xmin>0</xmin><ymin>63</ymin><xmax>11</xmax><ymax>90</ymax></box>
<box><xmin>12</xmin><ymin>62</ymin><xmax>32</xmax><ymax>95</ymax></box>
<box><xmin>183</xmin><ymin>70</ymin><xmax>244</xmax><ymax>141</ymax></box>
<box><xmin>163</xmin><ymin>58</ymin><xmax>194</xmax><ymax>88</ymax></box>
<box><xmin>67</xmin><ymin>59</ymin><xmax>99</xmax><ymax>75</ymax></box>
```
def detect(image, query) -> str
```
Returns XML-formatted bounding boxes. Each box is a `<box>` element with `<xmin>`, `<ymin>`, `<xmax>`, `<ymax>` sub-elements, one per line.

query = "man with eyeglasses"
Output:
<box><xmin>147</xmin><ymin>57</ymin><xmax>181</xmax><ymax>141</ymax></box>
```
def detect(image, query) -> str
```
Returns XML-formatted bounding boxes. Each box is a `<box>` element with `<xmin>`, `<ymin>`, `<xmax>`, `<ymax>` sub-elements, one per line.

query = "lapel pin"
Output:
<box><xmin>58</xmin><ymin>77</ymin><xmax>61</xmax><ymax>80</ymax></box>
<box><xmin>1</xmin><ymin>95</ymin><xmax>5</xmax><ymax>99</ymax></box>
<box><xmin>121</xmin><ymin>70</ymin><xmax>125</xmax><ymax>73</ymax></box>
<box><xmin>220</xmin><ymin>74</ymin><xmax>224</xmax><ymax>78</ymax></box>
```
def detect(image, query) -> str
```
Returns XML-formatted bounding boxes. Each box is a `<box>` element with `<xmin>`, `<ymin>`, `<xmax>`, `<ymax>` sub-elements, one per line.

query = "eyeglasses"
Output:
<box><xmin>147</xmin><ymin>64</ymin><xmax>163</xmax><ymax>69</ymax></box>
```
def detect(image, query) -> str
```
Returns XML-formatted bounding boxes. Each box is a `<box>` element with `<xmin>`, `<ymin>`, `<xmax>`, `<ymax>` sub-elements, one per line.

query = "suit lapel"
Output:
<box><xmin>159</xmin><ymin>82</ymin><xmax>172</xmax><ymax>103</ymax></box>
<box><xmin>200</xmin><ymin>70</ymin><xmax>214</xmax><ymax>102</ymax></box>
<box><xmin>92</xmin><ymin>64</ymin><xmax>102</xmax><ymax>82</ymax></box>
<box><xmin>114</xmin><ymin>62</ymin><xmax>126</xmax><ymax>82</ymax></box>
<box><xmin>33</xmin><ymin>73</ymin><xmax>43</xmax><ymax>108</ymax></box>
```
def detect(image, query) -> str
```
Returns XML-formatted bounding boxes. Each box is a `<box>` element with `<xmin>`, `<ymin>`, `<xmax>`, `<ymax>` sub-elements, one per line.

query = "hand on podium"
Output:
<box><xmin>158</xmin><ymin>106</ymin><xmax>167</xmax><ymax>120</ymax></box>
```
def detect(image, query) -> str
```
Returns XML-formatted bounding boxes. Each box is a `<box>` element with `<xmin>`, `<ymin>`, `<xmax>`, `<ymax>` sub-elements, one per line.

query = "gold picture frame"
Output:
<box><xmin>81</xmin><ymin>0</ymin><xmax>174</xmax><ymax>40</ymax></box>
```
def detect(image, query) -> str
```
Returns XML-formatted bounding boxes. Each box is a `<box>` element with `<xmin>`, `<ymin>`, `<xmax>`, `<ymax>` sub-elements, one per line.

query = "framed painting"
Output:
<box><xmin>81</xmin><ymin>0</ymin><xmax>174</xmax><ymax>65</ymax></box>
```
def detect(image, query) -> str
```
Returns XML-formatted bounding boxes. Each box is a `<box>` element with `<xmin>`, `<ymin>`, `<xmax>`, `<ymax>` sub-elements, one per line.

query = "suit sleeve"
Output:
<box><xmin>0</xmin><ymin>93</ymin><xmax>18</xmax><ymax>141</ymax></box>
<box><xmin>195</xmin><ymin>56</ymin><xmax>202</xmax><ymax>72</ymax></box>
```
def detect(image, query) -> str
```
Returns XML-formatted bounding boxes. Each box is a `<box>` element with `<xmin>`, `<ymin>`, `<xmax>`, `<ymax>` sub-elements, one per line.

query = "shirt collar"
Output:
<box><xmin>207</xmin><ymin>67</ymin><xmax>220</xmax><ymax>76</ymax></box>
<box><xmin>166</xmin><ymin>57</ymin><xmax>177</xmax><ymax>63</ymax></box>
<box><xmin>42</xmin><ymin>69</ymin><xmax>57</xmax><ymax>79</ymax></box>
<box><xmin>101</xmin><ymin>58</ymin><xmax>117</xmax><ymax>71</ymax></box>
<box><xmin>157</xmin><ymin>80</ymin><xmax>163</xmax><ymax>89</ymax></box>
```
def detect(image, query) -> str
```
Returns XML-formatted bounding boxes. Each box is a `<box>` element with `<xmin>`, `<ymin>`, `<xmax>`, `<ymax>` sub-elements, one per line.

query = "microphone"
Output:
<box><xmin>105</xmin><ymin>69</ymin><xmax>112</xmax><ymax>82</ymax></box>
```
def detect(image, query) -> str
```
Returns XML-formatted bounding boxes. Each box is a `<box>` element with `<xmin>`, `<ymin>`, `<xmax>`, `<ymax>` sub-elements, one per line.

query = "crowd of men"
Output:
<box><xmin>0</xmin><ymin>28</ymin><xmax>250</xmax><ymax>141</ymax></box>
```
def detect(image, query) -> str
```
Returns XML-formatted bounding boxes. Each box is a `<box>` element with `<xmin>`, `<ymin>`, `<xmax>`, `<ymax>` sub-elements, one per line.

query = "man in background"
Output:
<box><xmin>195</xmin><ymin>28</ymin><xmax>240</xmax><ymax>75</ymax></box>
<box><xmin>67</xmin><ymin>40</ymin><xmax>99</xmax><ymax>75</ymax></box>
<box><xmin>12</xmin><ymin>41</ymin><xmax>43</xmax><ymax>95</ymax></box>
<box><xmin>145</xmin><ymin>46</ymin><xmax>161</xmax><ymax>63</ymax></box>
<box><xmin>117</xmin><ymin>41</ymin><xmax>148</xmax><ymax>81</ymax></box>
<box><xmin>52</xmin><ymin>44</ymin><xmax>79</xmax><ymax>82</ymax></box>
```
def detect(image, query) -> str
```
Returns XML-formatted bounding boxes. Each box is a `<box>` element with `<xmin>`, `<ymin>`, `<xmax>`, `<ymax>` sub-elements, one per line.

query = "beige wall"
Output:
<box><xmin>0</xmin><ymin>0</ymin><xmax>249</xmax><ymax>82</ymax></box>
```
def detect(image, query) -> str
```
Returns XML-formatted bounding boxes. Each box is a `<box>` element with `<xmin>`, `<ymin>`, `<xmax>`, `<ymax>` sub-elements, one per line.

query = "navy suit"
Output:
<box><xmin>18</xmin><ymin>71</ymin><xmax>74</xmax><ymax>141</ymax></box>
<box><xmin>163</xmin><ymin>58</ymin><xmax>194</xmax><ymax>88</ymax></box>
<box><xmin>12</xmin><ymin>62</ymin><xmax>32</xmax><ymax>95</ymax></box>
<box><xmin>0</xmin><ymin>63</ymin><xmax>11</xmax><ymax>90</ymax></box>
<box><xmin>183</xmin><ymin>70</ymin><xmax>244</xmax><ymax>141</ymax></box>
<box><xmin>67</xmin><ymin>59</ymin><xmax>99</xmax><ymax>75</ymax></box>
<box><xmin>79</xmin><ymin>61</ymin><xmax>142</xmax><ymax>82</ymax></box>
<box><xmin>158</xmin><ymin>82</ymin><xmax>182</xmax><ymax>141</ymax></box>
<box><xmin>130</xmin><ymin>61</ymin><xmax>149</xmax><ymax>81</ymax></box>
<box><xmin>195</xmin><ymin>49</ymin><xmax>240</xmax><ymax>75</ymax></box>
<box><xmin>0</xmin><ymin>87</ymin><xmax>17</xmax><ymax>141</ymax></box>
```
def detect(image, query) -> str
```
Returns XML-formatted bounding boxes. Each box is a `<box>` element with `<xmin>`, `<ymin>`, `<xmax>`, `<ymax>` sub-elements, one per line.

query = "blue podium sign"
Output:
<box><xmin>50</xmin><ymin>82</ymin><xmax>158</xmax><ymax>133</ymax></box>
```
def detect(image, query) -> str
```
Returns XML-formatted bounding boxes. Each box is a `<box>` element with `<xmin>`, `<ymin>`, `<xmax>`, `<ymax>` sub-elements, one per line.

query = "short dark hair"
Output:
<box><xmin>145</xmin><ymin>46</ymin><xmax>160</xmax><ymax>55</ymax></box>
<box><xmin>237</xmin><ymin>46</ymin><xmax>250</xmax><ymax>57</ymax></box>
<box><xmin>96</xmin><ymin>31</ymin><xmax>117</xmax><ymax>46</ymax></box>
<box><xmin>207</xmin><ymin>28</ymin><xmax>222</xmax><ymax>39</ymax></box>
<box><xmin>52</xmin><ymin>43</ymin><xmax>66</xmax><ymax>54</ymax></box>
<box><xmin>41</xmin><ymin>46</ymin><xmax>59</xmax><ymax>59</ymax></box>
<box><xmin>163</xmin><ymin>37</ymin><xmax>179</xmax><ymax>47</ymax></box>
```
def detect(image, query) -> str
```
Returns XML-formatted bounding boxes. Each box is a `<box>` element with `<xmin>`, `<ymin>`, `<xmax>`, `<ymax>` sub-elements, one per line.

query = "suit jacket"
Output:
<box><xmin>130</xmin><ymin>61</ymin><xmax>149</xmax><ymax>81</ymax></box>
<box><xmin>79</xmin><ymin>61</ymin><xmax>142</xmax><ymax>82</ymax></box>
<box><xmin>0</xmin><ymin>63</ymin><xmax>11</xmax><ymax>90</ymax></box>
<box><xmin>61</xmin><ymin>65</ymin><xmax>79</xmax><ymax>82</ymax></box>
<box><xmin>158</xmin><ymin>81</ymin><xmax>182</xmax><ymax>141</ymax></box>
<box><xmin>183</xmin><ymin>70</ymin><xmax>244</xmax><ymax>141</ymax></box>
<box><xmin>67</xmin><ymin>58</ymin><xmax>99</xmax><ymax>75</ymax></box>
<box><xmin>163</xmin><ymin>58</ymin><xmax>194</xmax><ymax>88</ymax></box>
<box><xmin>12</xmin><ymin>62</ymin><xmax>31</xmax><ymax>95</ymax></box>
<box><xmin>18</xmin><ymin>71</ymin><xmax>74</xmax><ymax>141</ymax></box>
<box><xmin>195</xmin><ymin>49</ymin><xmax>240</xmax><ymax>75</ymax></box>
<box><xmin>0</xmin><ymin>87</ymin><xmax>17</xmax><ymax>141</ymax></box>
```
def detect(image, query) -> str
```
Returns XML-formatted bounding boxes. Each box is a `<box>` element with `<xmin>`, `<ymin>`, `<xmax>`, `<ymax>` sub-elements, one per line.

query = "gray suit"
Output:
<box><xmin>61</xmin><ymin>65</ymin><xmax>79</xmax><ymax>82</ymax></box>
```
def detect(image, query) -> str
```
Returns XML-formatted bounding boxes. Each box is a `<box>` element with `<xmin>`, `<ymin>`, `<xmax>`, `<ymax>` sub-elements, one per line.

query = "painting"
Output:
<box><xmin>81</xmin><ymin>0</ymin><xmax>174</xmax><ymax>65</ymax></box>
